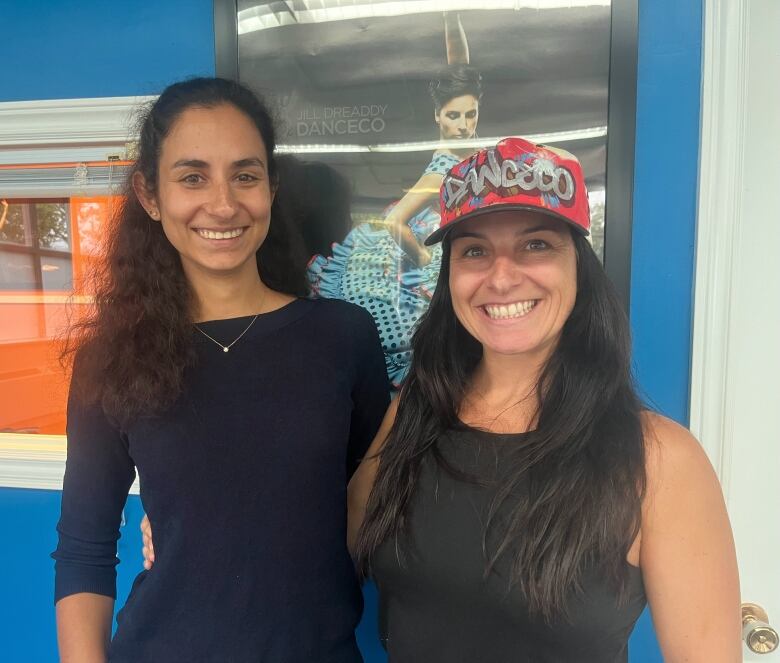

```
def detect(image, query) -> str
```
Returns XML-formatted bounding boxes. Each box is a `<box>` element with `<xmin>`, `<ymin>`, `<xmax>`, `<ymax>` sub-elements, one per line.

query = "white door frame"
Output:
<box><xmin>691</xmin><ymin>0</ymin><xmax>780</xmax><ymax>657</ymax></box>
<box><xmin>689</xmin><ymin>0</ymin><xmax>747</xmax><ymax>493</ymax></box>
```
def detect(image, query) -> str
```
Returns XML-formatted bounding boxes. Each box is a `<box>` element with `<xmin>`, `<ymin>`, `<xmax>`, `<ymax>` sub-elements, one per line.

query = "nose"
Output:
<box><xmin>204</xmin><ymin>181</ymin><xmax>237</xmax><ymax>220</ymax></box>
<box><xmin>485</xmin><ymin>255</ymin><xmax>522</xmax><ymax>293</ymax></box>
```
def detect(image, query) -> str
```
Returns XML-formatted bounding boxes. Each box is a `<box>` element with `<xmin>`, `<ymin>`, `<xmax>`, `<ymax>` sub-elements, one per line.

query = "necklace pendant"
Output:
<box><xmin>223</xmin><ymin>347</ymin><xmax>229</xmax><ymax>353</ymax></box>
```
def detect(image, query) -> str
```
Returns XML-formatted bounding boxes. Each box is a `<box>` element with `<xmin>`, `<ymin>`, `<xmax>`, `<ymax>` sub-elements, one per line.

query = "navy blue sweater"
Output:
<box><xmin>53</xmin><ymin>298</ymin><xmax>389</xmax><ymax>663</ymax></box>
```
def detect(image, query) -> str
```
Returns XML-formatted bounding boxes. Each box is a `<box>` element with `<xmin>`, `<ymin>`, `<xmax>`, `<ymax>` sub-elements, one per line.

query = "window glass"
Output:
<box><xmin>0</xmin><ymin>196</ymin><xmax>117</xmax><ymax>436</ymax></box>
<box><xmin>40</xmin><ymin>255</ymin><xmax>74</xmax><ymax>291</ymax></box>
<box><xmin>236</xmin><ymin>0</ymin><xmax>611</xmax><ymax>388</ymax></box>
<box><xmin>0</xmin><ymin>252</ymin><xmax>37</xmax><ymax>290</ymax></box>
<box><xmin>0</xmin><ymin>202</ymin><xmax>33</xmax><ymax>245</ymax></box>
<box><xmin>35</xmin><ymin>203</ymin><xmax>71</xmax><ymax>250</ymax></box>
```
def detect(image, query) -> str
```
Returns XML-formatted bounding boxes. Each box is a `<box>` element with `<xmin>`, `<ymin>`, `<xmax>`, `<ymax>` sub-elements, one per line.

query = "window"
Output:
<box><xmin>0</xmin><ymin>196</ymin><xmax>117</xmax><ymax>436</ymax></box>
<box><xmin>1</xmin><ymin>200</ymin><xmax>72</xmax><ymax>291</ymax></box>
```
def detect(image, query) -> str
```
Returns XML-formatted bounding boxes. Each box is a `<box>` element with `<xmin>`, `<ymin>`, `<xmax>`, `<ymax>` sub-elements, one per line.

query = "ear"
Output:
<box><xmin>132</xmin><ymin>171</ymin><xmax>160</xmax><ymax>220</ymax></box>
<box><xmin>434</xmin><ymin>109</ymin><xmax>440</xmax><ymax>125</ymax></box>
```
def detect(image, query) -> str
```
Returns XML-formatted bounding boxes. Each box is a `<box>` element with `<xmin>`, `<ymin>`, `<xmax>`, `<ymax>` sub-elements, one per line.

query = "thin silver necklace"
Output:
<box><xmin>194</xmin><ymin>313</ymin><xmax>260</xmax><ymax>353</ymax></box>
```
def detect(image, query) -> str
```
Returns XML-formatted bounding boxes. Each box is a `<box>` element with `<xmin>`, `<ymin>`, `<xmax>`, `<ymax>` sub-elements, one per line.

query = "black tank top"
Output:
<box><xmin>371</xmin><ymin>428</ymin><xmax>646</xmax><ymax>663</ymax></box>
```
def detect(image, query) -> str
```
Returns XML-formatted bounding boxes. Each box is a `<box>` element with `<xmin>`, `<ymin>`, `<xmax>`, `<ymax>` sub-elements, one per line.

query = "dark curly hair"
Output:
<box><xmin>428</xmin><ymin>64</ymin><xmax>483</xmax><ymax>113</ymax></box>
<box><xmin>63</xmin><ymin>77</ymin><xmax>308</xmax><ymax>424</ymax></box>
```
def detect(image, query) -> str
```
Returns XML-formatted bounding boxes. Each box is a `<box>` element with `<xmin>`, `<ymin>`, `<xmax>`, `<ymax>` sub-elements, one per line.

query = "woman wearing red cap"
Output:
<box><xmin>349</xmin><ymin>137</ymin><xmax>741</xmax><ymax>661</ymax></box>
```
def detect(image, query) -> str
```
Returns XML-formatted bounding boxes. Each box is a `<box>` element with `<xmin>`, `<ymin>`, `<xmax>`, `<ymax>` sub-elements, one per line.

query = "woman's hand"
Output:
<box><xmin>141</xmin><ymin>514</ymin><xmax>154</xmax><ymax>570</ymax></box>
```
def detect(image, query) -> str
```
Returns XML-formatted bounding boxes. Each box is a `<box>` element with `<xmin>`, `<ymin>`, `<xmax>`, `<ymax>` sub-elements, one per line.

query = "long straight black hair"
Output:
<box><xmin>355</xmin><ymin>231</ymin><xmax>646</xmax><ymax>620</ymax></box>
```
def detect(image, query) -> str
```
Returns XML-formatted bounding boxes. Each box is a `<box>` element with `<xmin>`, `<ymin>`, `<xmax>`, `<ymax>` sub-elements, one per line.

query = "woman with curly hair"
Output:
<box><xmin>53</xmin><ymin>77</ymin><xmax>388</xmax><ymax>663</ymax></box>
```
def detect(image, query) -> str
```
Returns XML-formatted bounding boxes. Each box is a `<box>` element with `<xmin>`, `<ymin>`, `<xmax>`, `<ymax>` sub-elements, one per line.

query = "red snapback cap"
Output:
<box><xmin>425</xmin><ymin>136</ymin><xmax>591</xmax><ymax>246</ymax></box>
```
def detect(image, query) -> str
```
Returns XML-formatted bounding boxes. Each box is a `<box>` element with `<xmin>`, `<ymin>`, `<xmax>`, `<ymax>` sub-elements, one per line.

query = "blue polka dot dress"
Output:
<box><xmin>308</xmin><ymin>152</ymin><xmax>460</xmax><ymax>388</ymax></box>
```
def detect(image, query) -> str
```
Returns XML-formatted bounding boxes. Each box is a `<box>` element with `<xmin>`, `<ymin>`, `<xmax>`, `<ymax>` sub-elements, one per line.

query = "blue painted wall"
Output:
<box><xmin>0</xmin><ymin>0</ymin><xmax>703</xmax><ymax>660</ymax></box>
<box><xmin>0</xmin><ymin>489</ymin><xmax>146</xmax><ymax>663</ymax></box>
<box><xmin>627</xmin><ymin>0</ymin><xmax>703</xmax><ymax>660</ymax></box>
<box><xmin>631</xmin><ymin>0</ymin><xmax>702</xmax><ymax>424</ymax></box>
<box><xmin>0</xmin><ymin>0</ymin><xmax>215</xmax><ymax>102</ymax></box>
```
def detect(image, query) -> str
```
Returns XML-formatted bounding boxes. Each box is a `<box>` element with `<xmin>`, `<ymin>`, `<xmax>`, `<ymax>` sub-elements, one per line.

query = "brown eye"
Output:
<box><xmin>463</xmin><ymin>246</ymin><xmax>486</xmax><ymax>258</ymax></box>
<box><xmin>526</xmin><ymin>239</ymin><xmax>549</xmax><ymax>251</ymax></box>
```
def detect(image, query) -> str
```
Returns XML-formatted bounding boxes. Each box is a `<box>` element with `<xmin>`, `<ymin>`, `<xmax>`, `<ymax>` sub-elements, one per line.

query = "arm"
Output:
<box><xmin>444</xmin><ymin>12</ymin><xmax>470</xmax><ymax>64</ymax></box>
<box><xmin>385</xmin><ymin>171</ymin><xmax>444</xmax><ymax>266</ymax></box>
<box><xmin>53</xmin><ymin>367</ymin><xmax>136</xmax><ymax>661</ymax></box>
<box><xmin>640</xmin><ymin>413</ymin><xmax>741</xmax><ymax>662</ymax></box>
<box><xmin>0</xmin><ymin>200</ymin><xmax>8</xmax><ymax>232</ymax></box>
<box><xmin>56</xmin><ymin>594</ymin><xmax>114</xmax><ymax>663</ymax></box>
<box><xmin>347</xmin><ymin>397</ymin><xmax>399</xmax><ymax>555</ymax></box>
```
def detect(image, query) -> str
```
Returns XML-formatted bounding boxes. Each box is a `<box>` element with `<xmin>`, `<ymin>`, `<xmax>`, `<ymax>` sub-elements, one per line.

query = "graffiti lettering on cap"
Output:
<box><xmin>443</xmin><ymin>148</ymin><xmax>576</xmax><ymax>210</ymax></box>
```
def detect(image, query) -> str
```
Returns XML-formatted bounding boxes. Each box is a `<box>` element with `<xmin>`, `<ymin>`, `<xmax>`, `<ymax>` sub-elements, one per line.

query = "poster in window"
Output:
<box><xmin>237</xmin><ymin>1</ymin><xmax>611</xmax><ymax>387</ymax></box>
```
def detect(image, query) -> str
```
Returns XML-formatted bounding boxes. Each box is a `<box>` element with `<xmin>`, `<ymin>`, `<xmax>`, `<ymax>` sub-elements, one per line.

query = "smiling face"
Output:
<box><xmin>134</xmin><ymin>103</ymin><xmax>274</xmax><ymax>283</ymax></box>
<box><xmin>436</xmin><ymin>94</ymin><xmax>479</xmax><ymax>140</ymax></box>
<box><xmin>448</xmin><ymin>210</ymin><xmax>577</xmax><ymax>365</ymax></box>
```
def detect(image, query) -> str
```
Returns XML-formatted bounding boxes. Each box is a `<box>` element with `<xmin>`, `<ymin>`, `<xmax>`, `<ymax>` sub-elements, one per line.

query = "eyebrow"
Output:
<box><xmin>452</xmin><ymin>224</ymin><xmax>564</xmax><ymax>240</ymax></box>
<box><xmin>171</xmin><ymin>157</ymin><xmax>266</xmax><ymax>170</ymax></box>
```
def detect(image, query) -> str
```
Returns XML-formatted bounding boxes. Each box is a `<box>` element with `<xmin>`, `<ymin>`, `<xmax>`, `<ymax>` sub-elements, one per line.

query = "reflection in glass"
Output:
<box><xmin>0</xmin><ymin>202</ymin><xmax>32</xmax><ymax>245</ymax></box>
<box><xmin>35</xmin><ymin>203</ymin><xmax>71</xmax><ymax>250</ymax></box>
<box><xmin>0</xmin><ymin>252</ymin><xmax>37</xmax><ymax>290</ymax></box>
<box><xmin>0</xmin><ymin>201</ymin><xmax>73</xmax><ymax>291</ymax></box>
<box><xmin>41</xmin><ymin>255</ymin><xmax>75</xmax><ymax>291</ymax></box>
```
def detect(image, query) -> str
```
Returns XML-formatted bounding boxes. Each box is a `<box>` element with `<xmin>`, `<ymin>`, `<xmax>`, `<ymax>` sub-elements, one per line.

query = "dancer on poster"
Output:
<box><xmin>308</xmin><ymin>15</ymin><xmax>482</xmax><ymax>388</ymax></box>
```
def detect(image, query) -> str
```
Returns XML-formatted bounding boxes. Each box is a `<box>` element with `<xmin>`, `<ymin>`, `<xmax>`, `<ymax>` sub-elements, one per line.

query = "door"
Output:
<box><xmin>692</xmin><ymin>0</ymin><xmax>780</xmax><ymax>659</ymax></box>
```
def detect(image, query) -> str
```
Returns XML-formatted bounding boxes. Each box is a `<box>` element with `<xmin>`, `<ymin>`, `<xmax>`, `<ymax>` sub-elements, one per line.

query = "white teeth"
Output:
<box><xmin>484</xmin><ymin>300</ymin><xmax>537</xmax><ymax>320</ymax></box>
<box><xmin>197</xmin><ymin>228</ymin><xmax>244</xmax><ymax>240</ymax></box>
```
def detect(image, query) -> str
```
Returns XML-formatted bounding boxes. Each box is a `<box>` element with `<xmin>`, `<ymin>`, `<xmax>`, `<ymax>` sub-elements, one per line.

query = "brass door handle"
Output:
<box><xmin>743</xmin><ymin>603</ymin><xmax>779</xmax><ymax>654</ymax></box>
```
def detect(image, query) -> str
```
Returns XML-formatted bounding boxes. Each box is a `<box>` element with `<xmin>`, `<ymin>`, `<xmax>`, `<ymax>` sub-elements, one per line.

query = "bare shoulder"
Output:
<box><xmin>640</xmin><ymin>410</ymin><xmax>722</xmax><ymax>516</ymax></box>
<box><xmin>641</xmin><ymin>411</ymin><xmax>713</xmax><ymax>480</ymax></box>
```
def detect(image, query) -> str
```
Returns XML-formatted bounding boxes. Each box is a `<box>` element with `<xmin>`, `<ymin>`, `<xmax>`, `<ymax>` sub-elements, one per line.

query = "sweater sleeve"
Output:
<box><xmin>346</xmin><ymin>308</ymin><xmax>391</xmax><ymax>478</ymax></box>
<box><xmin>52</xmin><ymin>371</ymin><xmax>136</xmax><ymax>603</ymax></box>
